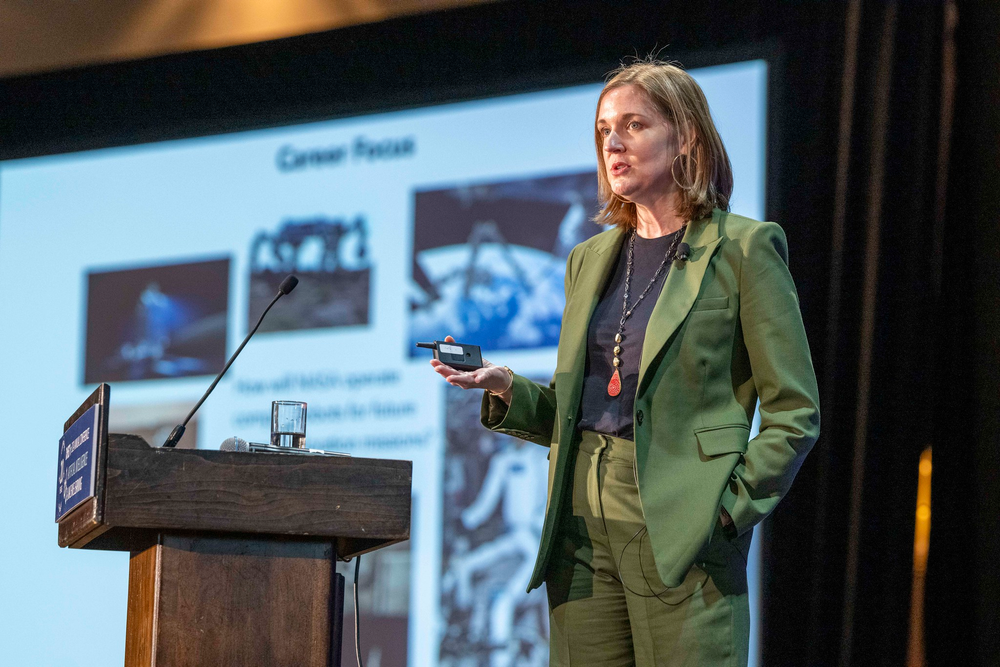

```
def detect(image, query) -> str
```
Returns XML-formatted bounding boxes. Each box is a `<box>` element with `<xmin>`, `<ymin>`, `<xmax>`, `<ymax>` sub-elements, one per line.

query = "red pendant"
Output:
<box><xmin>607</xmin><ymin>369</ymin><xmax>622</xmax><ymax>397</ymax></box>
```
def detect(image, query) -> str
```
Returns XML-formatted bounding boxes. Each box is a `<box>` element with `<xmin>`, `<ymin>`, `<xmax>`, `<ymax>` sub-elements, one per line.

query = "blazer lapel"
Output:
<box><xmin>637</xmin><ymin>210</ymin><xmax>723</xmax><ymax>392</ymax></box>
<box><xmin>555</xmin><ymin>228</ymin><xmax>625</xmax><ymax>421</ymax></box>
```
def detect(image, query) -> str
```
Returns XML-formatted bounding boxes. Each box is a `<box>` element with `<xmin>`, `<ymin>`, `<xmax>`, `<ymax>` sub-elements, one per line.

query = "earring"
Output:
<box><xmin>671</xmin><ymin>154</ymin><xmax>697</xmax><ymax>189</ymax></box>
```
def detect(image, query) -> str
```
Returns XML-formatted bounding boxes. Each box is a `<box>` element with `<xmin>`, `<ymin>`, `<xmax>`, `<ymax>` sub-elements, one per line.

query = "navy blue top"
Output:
<box><xmin>576</xmin><ymin>229</ymin><xmax>683</xmax><ymax>439</ymax></box>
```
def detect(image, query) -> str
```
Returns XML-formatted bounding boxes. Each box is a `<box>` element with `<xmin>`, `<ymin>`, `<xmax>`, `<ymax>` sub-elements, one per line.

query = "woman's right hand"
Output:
<box><xmin>429</xmin><ymin>336</ymin><xmax>513</xmax><ymax>402</ymax></box>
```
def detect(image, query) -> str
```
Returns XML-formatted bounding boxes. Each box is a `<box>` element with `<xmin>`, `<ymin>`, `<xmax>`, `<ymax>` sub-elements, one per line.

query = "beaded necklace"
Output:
<box><xmin>607</xmin><ymin>226</ymin><xmax>686</xmax><ymax>397</ymax></box>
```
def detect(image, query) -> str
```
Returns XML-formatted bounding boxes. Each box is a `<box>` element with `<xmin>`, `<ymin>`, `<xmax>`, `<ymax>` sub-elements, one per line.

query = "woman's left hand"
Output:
<box><xmin>429</xmin><ymin>336</ymin><xmax>513</xmax><ymax>399</ymax></box>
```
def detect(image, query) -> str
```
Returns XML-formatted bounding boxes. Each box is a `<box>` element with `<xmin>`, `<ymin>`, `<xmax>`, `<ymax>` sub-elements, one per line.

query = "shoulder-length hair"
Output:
<box><xmin>594</xmin><ymin>59</ymin><xmax>734</xmax><ymax>228</ymax></box>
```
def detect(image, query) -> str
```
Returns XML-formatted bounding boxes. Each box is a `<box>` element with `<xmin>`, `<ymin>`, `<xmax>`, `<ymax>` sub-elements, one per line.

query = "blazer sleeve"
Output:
<box><xmin>479</xmin><ymin>372</ymin><xmax>558</xmax><ymax>446</ymax></box>
<box><xmin>479</xmin><ymin>245</ymin><xmax>582</xmax><ymax>445</ymax></box>
<box><xmin>721</xmin><ymin>221</ymin><xmax>821</xmax><ymax>535</ymax></box>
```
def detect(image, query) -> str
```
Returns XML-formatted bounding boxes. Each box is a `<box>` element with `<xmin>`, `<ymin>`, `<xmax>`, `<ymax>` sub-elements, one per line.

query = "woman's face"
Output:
<box><xmin>597</xmin><ymin>84</ymin><xmax>681</xmax><ymax>208</ymax></box>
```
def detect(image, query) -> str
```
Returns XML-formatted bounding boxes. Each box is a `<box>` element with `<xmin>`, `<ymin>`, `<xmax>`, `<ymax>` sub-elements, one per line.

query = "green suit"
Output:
<box><xmin>482</xmin><ymin>208</ymin><xmax>821</xmax><ymax>591</ymax></box>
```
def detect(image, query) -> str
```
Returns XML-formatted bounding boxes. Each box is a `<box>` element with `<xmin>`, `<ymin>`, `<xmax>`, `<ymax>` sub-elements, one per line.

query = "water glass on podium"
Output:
<box><xmin>271</xmin><ymin>400</ymin><xmax>307</xmax><ymax>448</ymax></box>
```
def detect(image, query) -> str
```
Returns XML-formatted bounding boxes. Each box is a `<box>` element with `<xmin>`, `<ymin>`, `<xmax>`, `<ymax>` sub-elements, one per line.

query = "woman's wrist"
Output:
<box><xmin>488</xmin><ymin>366</ymin><xmax>514</xmax><ymax>400</ymax></box>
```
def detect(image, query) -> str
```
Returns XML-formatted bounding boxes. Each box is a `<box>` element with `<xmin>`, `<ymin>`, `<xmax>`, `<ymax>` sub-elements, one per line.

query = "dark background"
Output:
<box><xmin>2</xmin><ymin>1</ymin><xmax>996</xmax><ymax>664</ymax></box>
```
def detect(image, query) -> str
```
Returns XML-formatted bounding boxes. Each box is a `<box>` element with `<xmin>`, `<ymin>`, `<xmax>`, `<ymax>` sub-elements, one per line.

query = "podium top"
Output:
<box><xmin>58</xmin><ymin>433</ymin><xmax>411</xmax><ymax>560</ymax></box>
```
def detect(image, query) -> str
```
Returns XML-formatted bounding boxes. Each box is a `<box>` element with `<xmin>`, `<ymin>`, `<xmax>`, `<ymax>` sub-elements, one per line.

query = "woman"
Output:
<box><xmin>431</xmin><ymin>59</ymin><xmax>820</xmax><ymax>667</ymax></box>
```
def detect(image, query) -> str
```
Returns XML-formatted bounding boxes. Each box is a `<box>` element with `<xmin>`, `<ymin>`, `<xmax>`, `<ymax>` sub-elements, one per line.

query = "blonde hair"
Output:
<box><xmin>594</xmin><ymin>58</ymin><xmax>733</xmax><ymax>228</ymax></box>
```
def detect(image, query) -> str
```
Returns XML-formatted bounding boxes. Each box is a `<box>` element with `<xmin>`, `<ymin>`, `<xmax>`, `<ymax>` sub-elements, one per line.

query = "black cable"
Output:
<box><xmin>354</xmin><ymin>554</ymin><xmax>364</xmax><ymax>667</ymax></box>
<box><xmin>614</xmin><ymin>525</ymin><xmax>707</xmax><ymax>604</ymax></box>
<box><xmin>601</xmin><ymin>452</ymin><xmax>708</xmax><ymax>604</ymax></box>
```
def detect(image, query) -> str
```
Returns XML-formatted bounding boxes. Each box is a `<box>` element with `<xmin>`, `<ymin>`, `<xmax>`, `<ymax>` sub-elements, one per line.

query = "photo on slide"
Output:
<box><xmin>83</xmin><ymin>258</ymin><xmax>230</xmax><ymax>384</ymax></box>
<box><xmin>439</xmin><ymin>383</ymin><xmax>550</xmax><ymax>667</ymax></box>
<box><xmin>248</xmin><ymin>216</ymin><xmax>372</xmax><ymax>333</ymax></box>
<box><xmin>409</xmin><ymin>170</ymin><xmax>601</xmax><ymax>355</ymax></box>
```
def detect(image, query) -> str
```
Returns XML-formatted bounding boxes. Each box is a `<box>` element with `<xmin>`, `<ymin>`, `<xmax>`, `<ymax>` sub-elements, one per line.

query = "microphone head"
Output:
<box><xmin>220</xmin><ymin>436</ymin><xmax>250</xmax><ymax>452</ymax></box>
<box><xmin>676</xmin><ymin>242</ymin><xmax>691</xmax><ymax>260</ymax></box>
<box><xmin>279</xmin><ymin>275</ymin><xmax>299</xmax><ymax>295</ymax></box>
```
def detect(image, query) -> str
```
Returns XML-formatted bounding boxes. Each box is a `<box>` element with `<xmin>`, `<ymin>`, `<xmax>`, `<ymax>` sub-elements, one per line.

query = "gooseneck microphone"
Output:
<box><xmin>676</xmin><ymin>243</ymin><xmax>691</xmax><ymax>262</ymax></box>
<box><xmin>161</xmin><ymin>275</ymin><xmax>299</xmax><ymax>448</ymax></box>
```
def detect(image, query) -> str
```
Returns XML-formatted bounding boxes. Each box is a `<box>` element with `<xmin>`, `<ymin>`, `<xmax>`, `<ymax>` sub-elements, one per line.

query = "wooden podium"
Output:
<box><xmin>56</xmin><ymin>385</ymin><xmax>412</xmax><ymax>667</ymax></box>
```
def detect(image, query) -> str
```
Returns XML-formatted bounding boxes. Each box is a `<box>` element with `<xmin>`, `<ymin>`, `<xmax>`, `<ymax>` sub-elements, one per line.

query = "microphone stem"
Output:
<box><xmin>164</xmin><ymin>289</ymin><xmax>284</xmax><ymax>447</ymax></box>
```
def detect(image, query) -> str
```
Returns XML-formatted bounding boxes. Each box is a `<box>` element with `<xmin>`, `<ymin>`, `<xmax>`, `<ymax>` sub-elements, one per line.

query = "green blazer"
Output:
<box><xmin>481</xmin><ymin>208</ymin><xmax>821</xmax><ymax>591</ymax></box>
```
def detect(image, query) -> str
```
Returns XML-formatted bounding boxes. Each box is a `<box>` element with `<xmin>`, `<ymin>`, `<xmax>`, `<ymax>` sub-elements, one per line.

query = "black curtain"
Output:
<box><xmin>1</xmin><ymin>1</ymin><xmax>996</xmax><ymax>665</ymax></box>
<box><xmin>766</xmin><ymin>1</ymin><xmax>953</xmax><ymax>664</ymax></box>
<box><xmin>927</xmin><ymin>1</ymin><xmax>1000</xmax><ymax>666</ymax></box>
<box><xmin>763</xmin><ymin>2</ymin><xmax>999</xmax><ymax>664</ymax></box>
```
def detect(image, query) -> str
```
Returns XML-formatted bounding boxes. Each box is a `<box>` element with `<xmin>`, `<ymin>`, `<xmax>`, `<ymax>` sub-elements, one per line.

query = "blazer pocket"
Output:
<box><xmin>691</xmin><ymin>296</ymin><xmax>730</xmax><ymax>312</ymax></box>
<box><xmin>695</xmin><ymin>424</ymin><xmax>750</xmax><ymax>457</ymax></box>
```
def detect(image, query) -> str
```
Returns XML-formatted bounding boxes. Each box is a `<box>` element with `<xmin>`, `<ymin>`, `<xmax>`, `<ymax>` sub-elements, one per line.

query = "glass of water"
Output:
<box><xmin>271</xmin><ymin>400</ymin><xmax>307</xmax><ymax>448</ymax></box>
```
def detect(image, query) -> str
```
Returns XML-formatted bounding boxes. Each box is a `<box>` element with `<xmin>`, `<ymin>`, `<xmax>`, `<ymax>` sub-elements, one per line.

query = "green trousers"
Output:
<box><xmin>545</xmin><ymin>431</ymin><xmax>751</xmax><ymax>667</ymax></box>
